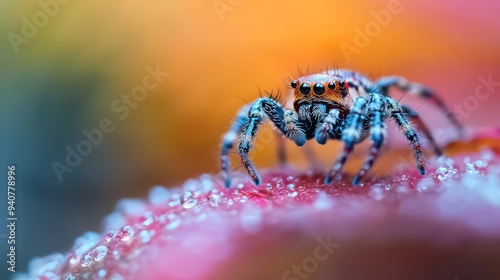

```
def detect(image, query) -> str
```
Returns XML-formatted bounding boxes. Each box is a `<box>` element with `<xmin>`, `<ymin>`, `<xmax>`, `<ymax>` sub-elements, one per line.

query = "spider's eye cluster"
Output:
<box><xmin>291</xmin><ymin>81</ymin><xmax>298</xmax><ymax>88</ymax></box>
<box><xmin>313</xmin><ymin>83</ymin><xmax>325</xmax><ymax>95</ymax></box>
<box><xmin>299</xmin><ymin>83</ymin><xmax>311</xmax><ymax>94</ymax></box>
<box><xmin>328</xmin><ymin>82</ymin><xmax>335</xmax><ymax>90</ymax></box>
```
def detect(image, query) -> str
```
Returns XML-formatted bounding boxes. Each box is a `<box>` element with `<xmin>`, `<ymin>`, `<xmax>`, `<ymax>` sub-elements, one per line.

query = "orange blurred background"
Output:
<box><xmin>1</xmin><ymin>0</ymin><xmax>499</xmax><ymax>274</ymax></box>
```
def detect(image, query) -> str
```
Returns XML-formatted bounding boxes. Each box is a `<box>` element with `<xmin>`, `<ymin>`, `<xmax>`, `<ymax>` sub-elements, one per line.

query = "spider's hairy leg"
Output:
<box><xmin>376</xmin><ymin>76</ymin><xmax>464</xmax><ymax>137</ymax></box>
<box><xmin>386</xmin><ymin>97</ymin><xmax>426</xmax><ymax>175</ymax></box>
<box><xmin>314</xmin><ymin>108</ymin><xmax>341</xmax><ymax>145</ymax></box>
<box><xmin>237</xmin><ymin>98</ymin><xmax>306</xmax><ymax>186</ymax></box>
<box><xmin>353</xmin><ymin>94</ymin><xmax>387</xmax><ymax>185</ymax></box>
<box><xmin>220</xmin><ymin>105</ymin><xmax>250</xmax><ymax>187</ymax></box>
<box><xmin>325</xmin><ymin>97</ymin><xmax>368</xmax><ymax>184</ymax></box>
<box><xmin>401</xmin><ymin>104</ymin><xmax>443</xmax><ymax>157</ymax></box>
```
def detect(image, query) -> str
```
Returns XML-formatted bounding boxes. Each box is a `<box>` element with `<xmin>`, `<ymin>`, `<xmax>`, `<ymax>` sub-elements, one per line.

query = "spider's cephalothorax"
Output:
<box><xmin>220</xmin><ymin>69</ymin><xmax>463</xmax><ymax>187</ymax></box>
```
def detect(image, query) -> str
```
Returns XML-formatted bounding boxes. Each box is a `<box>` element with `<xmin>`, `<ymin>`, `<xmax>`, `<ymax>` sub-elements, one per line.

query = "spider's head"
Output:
<box><xmin>290</xmin><ymin>74</ymin><xmax>351</xmax><ymax>112</ymax></box>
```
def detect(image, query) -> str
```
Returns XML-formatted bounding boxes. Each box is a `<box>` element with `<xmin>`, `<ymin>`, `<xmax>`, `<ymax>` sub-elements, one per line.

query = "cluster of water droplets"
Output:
<box><xmin>16</xmin><ymin>148</ymin><xmax>500</xmax><ymax>279</ymax></box>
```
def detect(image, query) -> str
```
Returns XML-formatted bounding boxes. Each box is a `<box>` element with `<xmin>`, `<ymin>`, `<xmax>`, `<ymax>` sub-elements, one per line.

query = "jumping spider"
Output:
<box><xmin>220</xmin><ymin>69</ymin><xmax>463</xmax><ymax>187</ymax></box>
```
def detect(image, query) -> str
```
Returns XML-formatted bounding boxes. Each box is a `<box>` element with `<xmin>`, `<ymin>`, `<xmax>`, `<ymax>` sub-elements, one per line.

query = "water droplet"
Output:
<box><xmin>384</xmin><ymin>184</ymin><xmax>391</xmax><ymax>190</ymax></box>
<box><xmin>369</xmin><ymin>184</ymin><xmax>384</xmax><ymax>201</ymax></box>
<box><xmin>208</xmin><ymin>193</ymin><xmax>220</xmax><ymax>207</ymax></box>
<box><xmin>148</xmin><ymin>186</ymin><xmax>170</xmax><ymax>206</ymax></box>
<box><xmin>165</xmin><ymin>215</ymin><xmax>181</xmax><ymax>230</ymax></box>
<box><xmin>417</xmin><ymin>178</ymin><xmax>434</xmax><ymax>192</ymax></box>
<box><xmin>65</xmin><ymin>274</ymin><xmax>76</xmax><ymax>280</ymax></box>
<box><xmin>81</xmin><ymin>253</ymin><xmax>94</xmax><ymax>268</ymax></box>
<box><xmin>138</xmin><ymin>230</ymin><xmax>153</xmax><ymax>243</ymax></box>
<box><xmin>286</xmin><ymin>176</ymin><xmax>294</xmax><ymax>181</ymax></box>
<box><xmin>200</xmin><ymin>174</ymin><xmax>215</xmax><ymax>192</ymax></box>
<box><xmin>102</xmin><ymin>212</ymin><xmax>126</xmax><ymax>232</ymax></box>
<box><xmin>287</xmin><ymin>184</ymin><xmax>295</xmax><ymax>191</ymax></box>
<box><xmin>227</xmin><ymin>199</ymin><xmax>234</xmax><ymax>206</ymax></box>
<box><xmin>466</xmin><ymin>162</ymin><xmax>479</xmax><ymax>174</ymax></box>
<box><xmin>116</xmin><ymin>225</ymin><xmax>135</xmax><ymax>242</ymax></box>
<box><xmin>115</xmin><ymin>198</ymin><xmax>147</xmax><ymax>216</ymax></box>
<box><xmin>239</xmin><ymin>196</ymin><xmax>248</xmax><ymax>203</ymax></box>
<box><xmin>313</xmin><ymin>192</ymin><xmax>332</xmax><ymax>209</ymax></box>
<box><xmin>183</xmin><ymin>179</ymin><xmax>199</xmax><ymax>192</ymax></box>
<box><xmin>180</xmin><ymin>192</ymin><xmax>198</xmax><ymax>209</ymax></box>
<box><xmin>74</xmin><ymin>232</ymin><xmax>100</xmax><ymax>257</ymax></box>
<box><xmin>28</xmin><ymin>253</ymin><xmax>65</xmax><ymax>276</ymax></box>
<box><xmin>237</xmin><ymin>183</ymin><xmax>244</xmax><ymax>189</ymax></box>
<box><xmin>401</xmin><ymin>175</ymin><xmax>408</xmax><ymax>181</ymax></box>
<box><xmin>266</xmin><ymin>183</ymin><xmax>272</xmax><ymax>190</ymax></box>
<box><xmin>98</xmin><ymin>269</ymin><xmax>107</xmax><ymax>278</ymax></box>
<box><xmin>138</xmin><ymin>212</ymin><xmax>155</xmax><ymax>228</ymax></box>
<box><xmin>93</xmin><ymin>246</ymin><xmax>108</xmax><ymax>262</ymax></box>
<box><xmin>287</xmin><ymin>191</ymin><xmax>298</xmax><ymax>198</ymax></box>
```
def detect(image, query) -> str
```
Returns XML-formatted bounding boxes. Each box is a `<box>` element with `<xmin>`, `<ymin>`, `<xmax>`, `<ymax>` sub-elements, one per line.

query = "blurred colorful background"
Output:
<box><xmin>1</xmin><ymin>0</ymin><xmax>499</xmax><ymax>276</ymax></box>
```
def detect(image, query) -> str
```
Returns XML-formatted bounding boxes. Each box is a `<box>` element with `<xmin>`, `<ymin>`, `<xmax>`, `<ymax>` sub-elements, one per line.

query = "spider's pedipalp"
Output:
<box><xmin>376</xmin><ymin>76</ymin><xmax>464</xmax><ymax>138</ymax></box>
<box><xmin>314</xmin><ymin>108</ymin><xmax>340</xmax><ymax>145</ymax></box>
<box><xmin>325</xmin><ymin>97</ymin><xmax>368</xmax><ymax>184</ymax></box>
<box><xmin>386</xmin><ymin>97</ymin><xmax>426</xmax><ymax>175</ymax></box>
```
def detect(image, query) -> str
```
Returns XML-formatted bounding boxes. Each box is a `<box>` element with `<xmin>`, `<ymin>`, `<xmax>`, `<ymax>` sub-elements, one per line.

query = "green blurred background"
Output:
<box><xmin>1</xmin><ymin>0</ymin><xmax>499</xmax><ymax>275</ymax></box>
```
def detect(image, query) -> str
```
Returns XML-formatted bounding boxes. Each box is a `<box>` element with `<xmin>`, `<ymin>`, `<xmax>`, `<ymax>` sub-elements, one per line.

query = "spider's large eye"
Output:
<box><xmin>328</xmin><ymin>82</ymin><xmax>336</xmax><ymax>90</ymax></box>
<box><xmin>299</xmin><ymin>83</ymin><xmax>311</xmax><ymax>95</ymax></box>
<box><xmin>291</xmin><ymin>81</ymin><xmax>297</xmax><ymax>88</ymax></box>
<box><xmin>313</xmin><ymin>83</ymin><xmax>325</xmax><ymax>95</ymax></box>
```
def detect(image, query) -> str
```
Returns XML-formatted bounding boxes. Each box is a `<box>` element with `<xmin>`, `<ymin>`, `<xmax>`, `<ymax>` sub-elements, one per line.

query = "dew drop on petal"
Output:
<box><xmin>148</xmin><ymin>186</ymin><xmax>170</xmax><ymax>206</ymax></box>
<box><xmin>313</xmin><ymin>192</ymin><xmax>332</xmax><ymax>210</ymax></box>
<box><xmin>165</xmin><ymin>214</ymin><xmax>181</xmax><ymax>230</ymax></box>
<box><xmin>287</xmin><ymin>191</ymin><xmax>298</xmax><ymax>198</ymax></box>
<box><xmin>208</xmin><ymin>193</ymin><xmax>220</xmax><ymax>207</ymax></box>
<box><xmin>116</xmin><ymin>225</ymin><xmax>135</xmax><ymax>242</ymax></box>
<box><xmin>138</xmin><ymin>230</ymin><xmax>153</xmax><ymax>243</ymax></box>
<box><xmin>180</xmin><ymin>192</ymin><xmax>198</xmax><ymax>209</ymax></box>
<box><xmin>74</xmin><ymin>232</ymin><xmax>100</xmax><ymax>257</ymax></box>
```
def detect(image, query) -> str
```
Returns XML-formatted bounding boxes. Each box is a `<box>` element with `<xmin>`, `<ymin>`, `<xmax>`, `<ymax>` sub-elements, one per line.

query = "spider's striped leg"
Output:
<box><xmin>220</xmin><ymin>105</ymin><xmax>250</xmax><ymax>187</ymax></box>
<box><xmin>237</xmin><ymin>98</ymin><xmax>306</xmax><ymax>186</ymax></box>
<box><xmin>376</xmin><ymin>76</ymin><xmax>464</xmax><ymax>137</ymax></box>
<box><xmin>325</xmin><ymin>97</ymin><xmax>368</xmax><ymax>184</ymax></box>
<box><xmin>401</xmin><ymin>104</ymin><xmax>443</xmax><ymax>157</ymax></box>
<box><xmin>353</xmin><ymin>94</ymin><xmax>388</xmax><ymax>185</ymax></box>
<box><xmin>386</xmin><ymin>97</ymin><xmax>427</xmax><ymax>175</ymax></box>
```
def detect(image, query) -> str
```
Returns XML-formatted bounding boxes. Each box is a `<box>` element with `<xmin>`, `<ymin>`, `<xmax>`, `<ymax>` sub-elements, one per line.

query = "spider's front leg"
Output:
<box><xmin>221</xmin><ymin>98</ymin><xmax>306</xmax><ymax>187</ymax></box>
<box><xmin>325</xmin><ymin>97</ymin><xmax>368</xmax><ymax>184</ymax></box>
<box><xmin>352</xmin><ymin>94</ymin><xmax>388</xmax><ymax>185</ymax></box>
